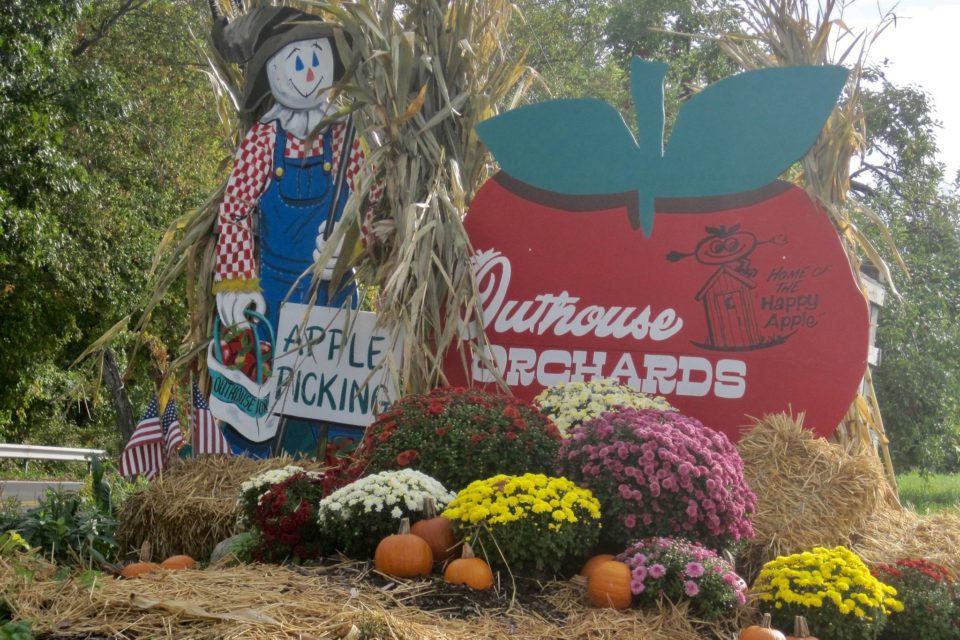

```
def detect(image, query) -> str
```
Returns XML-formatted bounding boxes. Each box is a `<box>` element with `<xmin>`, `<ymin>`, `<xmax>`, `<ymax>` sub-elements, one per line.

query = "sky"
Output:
<box><xmin>842</xmin><ymin>0</ymin><xmax>960</xmax><ymax>181</ymax></box>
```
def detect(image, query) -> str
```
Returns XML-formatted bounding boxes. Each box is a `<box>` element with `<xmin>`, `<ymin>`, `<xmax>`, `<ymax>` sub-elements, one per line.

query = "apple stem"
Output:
<box><xmin>631</xmin><ymin>58</ymin><xmax>667</xmax><ymax>162</ymax></box>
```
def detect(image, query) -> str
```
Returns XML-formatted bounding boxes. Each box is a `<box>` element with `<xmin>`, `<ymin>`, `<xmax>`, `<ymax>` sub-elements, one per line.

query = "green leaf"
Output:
<box><xmin>659</xmin><ymin>65</ymin><xmax>848</xmax><ymax>196</ymax></box>
<box><xmin>77</xmin><ymin>569</ymin><xmax>103</xmax><ymax>590</ymax></box>
<box><xmin>0</xmin><ymin>531</ymin><xmax>30</xmax><ymax>556</ymax></box>
<box><xmin>475</xmin><ymin>99</ymin><xmax>641</xmax><ymax>195</ymax></box>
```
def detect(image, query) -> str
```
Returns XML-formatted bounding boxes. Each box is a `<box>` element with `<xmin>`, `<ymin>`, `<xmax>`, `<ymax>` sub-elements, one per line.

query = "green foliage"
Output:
<box><xmin>0</xmin><ymin>532</ymin><xmax>31</xmax><ymax>557</ymax></box>
<box><xmin>511</xmin><ymin>0</ymin><xmax>623</xmax><ymax>104</ymax></box>
<box><xmin>604</xmin><ymin>0</ymin><xmax>741</xmax><ymax>127</ymax></box>
<box><xmin>0</xmin><ymin>0</ymin><xmax>224</xmax><ymax>450</ymax></box>
<box><xmin>0</xmin><ymin>621</ymin><xmax>34</xmax><ymax>640</ymax></box>
<box><xmin>1</xmin><ymin>456</ymin><xmax>146</xmax><ymax>567</ymax></box>
<box><xmin>0</xmin><ymin>459</ymin><xmax>91</xmax><ymax>481</ymax></box>
<box><xmin>225</xmin><ymin>531</ymin><xmax>257</xmax><ymax>565</ymax></box>
<box><xmin>854</xmin><ymin>73</ymin><xmax>960</xmax><ymax>472</ymax></box>
<box><xmin>8</xmin><ymin>487</ymin><xmax>118</xmax><ymax>566</ymax></box>
<box><xmin>0</xmin><ymin>496</ymin><xmax>22</xmax><ymax>533</ymax></box>
<box><xmin>511</xmin><ymin>0</ymin><xmax>741</xmax><ymax>131</ymax></box>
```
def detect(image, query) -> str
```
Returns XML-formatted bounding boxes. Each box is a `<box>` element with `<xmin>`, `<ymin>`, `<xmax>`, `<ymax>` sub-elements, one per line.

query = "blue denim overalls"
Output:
<box><xmin>223</xmin><ymin>122</ymin><xmax>357</xmax><ymax>458</ymax></box>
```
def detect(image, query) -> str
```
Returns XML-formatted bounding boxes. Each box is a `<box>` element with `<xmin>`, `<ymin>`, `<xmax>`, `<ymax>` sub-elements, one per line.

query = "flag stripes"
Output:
<box><xmin>119</xmin><ymin>396</ymin><xmax>164</xmax><ymax>480</ymax></box>
<box><xmin>192</xmin><ymin>382</ymin><xmax>231</xmax><ymax>455</ymax></box>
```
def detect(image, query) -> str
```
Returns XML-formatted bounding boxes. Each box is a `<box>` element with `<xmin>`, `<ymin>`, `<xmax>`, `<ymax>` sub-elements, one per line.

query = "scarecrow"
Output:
<box><xmin>209</xmin><ymin>7</ymin><xmax>372</xmax><ymax>457</ymax></box>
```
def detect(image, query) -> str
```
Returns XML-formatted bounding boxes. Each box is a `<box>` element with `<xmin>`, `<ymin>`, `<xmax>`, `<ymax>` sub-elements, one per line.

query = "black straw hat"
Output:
<box><xmin>212</xmin><ymin>7</ymin><xmax>347</xmax><ymax>113</ymax></box>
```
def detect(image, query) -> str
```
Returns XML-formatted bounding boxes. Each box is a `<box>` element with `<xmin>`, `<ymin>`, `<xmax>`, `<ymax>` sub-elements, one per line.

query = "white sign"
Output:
<box><xmin>272</xmin><ymin>304</ymin><xmax>400</xmax><ymax>426</ymax></box>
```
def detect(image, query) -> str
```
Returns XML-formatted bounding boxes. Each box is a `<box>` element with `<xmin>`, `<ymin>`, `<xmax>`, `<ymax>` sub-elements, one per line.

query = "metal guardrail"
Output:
<box><xmin>0</xmin><ymin>443</ymin><xmax>107</xmax><ymax>468</ymax></box>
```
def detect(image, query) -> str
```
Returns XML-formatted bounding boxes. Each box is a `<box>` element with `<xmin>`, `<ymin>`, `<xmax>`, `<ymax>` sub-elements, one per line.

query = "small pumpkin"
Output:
<box><xmin>739</xmin><ymin>613</ymin><xmax>787</xmax><ymax>640</ymax></box>
<box><xmin>579</xmin><ymin>554</ymin><xmax>616</xmax><ymax>579</ymax></box>
<box><xmin>160</xmin><ymin>555</ymin><xmax>196</xmax><ymax>570</ymax></box>
<box><xmin>120</xmin><ymin>561</ymin><xmax>162</xmax><ymax>579</ymax></box>
<box><xmin>444</xmin><ymin>542</ymin><xmax>494</xmax><ymax>590</ymax></box>
<box><xmin>786</xmin><ymin>616</ymin><xmax>817</xmax><ymax>640</ymax></box>
<box><xmin>411</xmin><ymin>496</ymin><xmax>458</xmax><ymax>562</ymax></box>
<box><xmin>587</xmin><ymin>560</ymin><xmax>632</xmax><ymax>609</ymax></box>
<box><xmin>374</xmin><ymin>518</ymin><xmax>433</xmax><ymax>578</ymax></box>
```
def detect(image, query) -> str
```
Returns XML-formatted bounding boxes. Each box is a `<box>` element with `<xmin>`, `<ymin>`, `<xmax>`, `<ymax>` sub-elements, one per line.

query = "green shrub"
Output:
<box><xmin>11</xmin><ymin>488</ymin><xmax>117</xmax><ymax>565</ymax></box>
<box><xmin>0</xmin><ymin>621</ymin><xmax>33</xmax><ymax>640</ymax></box>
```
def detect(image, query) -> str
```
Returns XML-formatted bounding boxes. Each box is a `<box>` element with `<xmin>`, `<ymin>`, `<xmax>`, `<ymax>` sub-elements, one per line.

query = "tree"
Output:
<box><xmin>510</xmin><ymin>0</ymin><xmax>741</xmax><ymax>130</ymax></box>
<box><xmin>854</xmin><ymin>73</ymin><xmax>960</xmax><ymax>471</ymax></box>
<box><xmin>0</xmin><ymin>0</ymin><xmax>223</xmax><ymax>452</ymax></box>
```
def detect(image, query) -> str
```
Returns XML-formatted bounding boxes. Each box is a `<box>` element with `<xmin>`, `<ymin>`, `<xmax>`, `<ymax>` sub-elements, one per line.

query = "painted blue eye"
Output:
<box><xmin>312</xmin><ymin>52</ymin><xmax>319</xmax><ymax>67</ymax></box>
<box><xmin>295</xmin><ymin>56</ymin><xmax>304</xmax><ymax>72</ymax></box>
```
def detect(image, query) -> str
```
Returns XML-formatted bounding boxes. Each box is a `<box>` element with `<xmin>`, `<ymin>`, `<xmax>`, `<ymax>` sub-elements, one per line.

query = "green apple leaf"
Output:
<box><xmin>475</xmin><ymin>99</ymin><xmax>641</xmax><ymax>195</ymax></box>
<box><xmin>658</xmin><ymin>65</ymin><xmax>848</xmax><ymax>196</ymax></box>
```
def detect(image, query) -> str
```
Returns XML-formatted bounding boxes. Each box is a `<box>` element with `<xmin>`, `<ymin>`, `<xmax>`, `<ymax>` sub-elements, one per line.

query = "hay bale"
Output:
<box><xmin>738</xmin><ymin>411</ymin><xmax>960</xmax><ymax>577</ymax></box>
<box><xmin>854</xmin><ymin>507</ymin><xmax>960</xmax><ymax>572</ymax></box>
<box><xmin>737</xmin><ymin>412</ymin><xmax>890</xmax><ymax>576</ymax></box>
<box><xmin>116</xmin><ymin>456</ymin><xmax>325</xmax><ymax>561</ymax></box>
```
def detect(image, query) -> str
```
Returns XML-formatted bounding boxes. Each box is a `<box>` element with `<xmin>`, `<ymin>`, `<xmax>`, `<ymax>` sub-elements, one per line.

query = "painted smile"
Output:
<box><xmin>289</xmin><ymin>75</ymin><xmax>324</xmax><ymax>99</ymax></box>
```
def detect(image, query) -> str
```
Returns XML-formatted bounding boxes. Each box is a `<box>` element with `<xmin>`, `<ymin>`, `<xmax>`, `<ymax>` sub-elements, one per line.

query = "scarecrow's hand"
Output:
<box><xmin>313</xmin><ymin>234</ymin><xmax>343</xmax><ymax>281</ymax></box>
<box><xmin>216</xmin><ymin>291</ymin><xmax>266</xmax><ymax>327</ymax></box>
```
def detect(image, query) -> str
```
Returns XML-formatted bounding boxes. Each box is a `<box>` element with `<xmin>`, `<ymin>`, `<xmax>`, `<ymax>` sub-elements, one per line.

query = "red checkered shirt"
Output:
<box><xmin>214</xmin><ymin>120</ymin><xmax>371</xmax><ymax>289</ymax></box>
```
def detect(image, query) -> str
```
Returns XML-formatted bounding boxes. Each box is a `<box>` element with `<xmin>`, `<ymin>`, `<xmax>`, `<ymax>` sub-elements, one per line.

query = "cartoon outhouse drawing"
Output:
<box><xmin>694</xmin><ymin>265</ymin><xmax>762</xmax><ymax>349</ymax></box>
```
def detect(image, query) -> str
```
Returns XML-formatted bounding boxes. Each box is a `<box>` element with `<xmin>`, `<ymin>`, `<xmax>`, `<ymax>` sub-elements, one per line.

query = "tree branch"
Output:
<box><xmin>102</xmin><ymin>347</ymin><xmax>136</xmax><ymax>445</ymax></box>
<box><xmin>72</xmin><ymin>0</ymin><xmax>150</xmax><ymax>58</ymax></box>
<box><xmin>850</xmin><ymin>179</ymin><xmax>877</xmax><ymax>197</ymax></box>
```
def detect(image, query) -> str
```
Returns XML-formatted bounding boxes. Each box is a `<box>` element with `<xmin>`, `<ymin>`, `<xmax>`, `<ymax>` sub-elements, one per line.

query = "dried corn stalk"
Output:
<box><xmin>309</xmin><ymin>0</ymin><xmax>532</xmax><ymax>393</ymax></box>
<box><xmin>717</xmin><ymin>0</ymin><xmax>900</xmax><ymax>486</ymax></box>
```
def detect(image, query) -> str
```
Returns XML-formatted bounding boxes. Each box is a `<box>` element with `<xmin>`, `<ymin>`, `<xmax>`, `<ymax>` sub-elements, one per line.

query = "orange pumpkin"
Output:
<box><xmin>444</xmin><ymin>542</ymin><xmax>494</xmax><ymax>590</ymax></box>
<box><xmin>786</xmin><ymin>616</ymin><xmax>817</xmax><ymax>640</ymax></box>
<box><xmin>411</xmin><ymin>496</ymin><xmax>458</xmax><ymax>562</ymax></box>
<box><xmin>374</xmin><ymin>518</ymin><xmax>434</xmax><ymax>578</ymax></box>
<box><xmin>160</xmin><ymin>555</ymin><xmax>196</xmax><ymax>570</ymax></box>
<box><xmin>587</xmin><ymin>560</ymin><xmax>632</xmax><ymax>609</ymax></box>
<box><xmin>739</xmin><ymin>613</ymin><xmax>787</xmax><ymax>640</ymax></box>
<box><xmin>579</xmin><ymin>554</ymin><xmax>616</xmax><ymax>579</ymax></box>
<box><xmin>120</xmin><ymin>562</ymin><xmax>161</xmax><ymax>579</ymax></box>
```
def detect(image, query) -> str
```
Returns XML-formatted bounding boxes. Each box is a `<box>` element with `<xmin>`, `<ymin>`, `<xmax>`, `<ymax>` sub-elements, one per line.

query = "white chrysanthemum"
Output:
<box><xmin>316</xmin><ymin>469</ymin><xmax>454</xmax><ymax>524</ymax></box>
<box><xmin>534</xmin><ymin>378</ymin><xmax>675</xmax><ymax>437</ymax></box>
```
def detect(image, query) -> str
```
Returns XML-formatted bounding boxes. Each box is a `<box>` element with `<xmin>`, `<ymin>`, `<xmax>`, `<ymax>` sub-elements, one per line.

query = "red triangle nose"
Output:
<box><xmin>306</xmin><ymin>68</ymin><xmax>315</xmax><ymax>83</ymax></box>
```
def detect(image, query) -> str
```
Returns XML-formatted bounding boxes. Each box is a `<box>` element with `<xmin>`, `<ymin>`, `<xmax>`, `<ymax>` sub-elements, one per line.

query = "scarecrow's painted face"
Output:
<box><xmin>266</xmin><ymin>38</ymin><xmax>335</xmax><ymax>110</ymax></box>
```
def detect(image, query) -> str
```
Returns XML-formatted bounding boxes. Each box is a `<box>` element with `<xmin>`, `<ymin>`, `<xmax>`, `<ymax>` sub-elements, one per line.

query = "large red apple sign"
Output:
<box><xmin>444</xmin><ymin>174</ymin><xmax>869</xmax><ymax>441</ymax></box>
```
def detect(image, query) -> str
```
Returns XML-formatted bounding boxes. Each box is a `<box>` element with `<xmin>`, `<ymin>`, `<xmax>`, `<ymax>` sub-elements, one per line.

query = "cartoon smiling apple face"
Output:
<box><xmin>266</xmin><ymin>38</ymin><xmax>335</xmax><ymax>110</ymax></box>
<box><xmin>695</xmin><ymin>228</ymin><xmax>756</xmax><ymax>264</ymax></box>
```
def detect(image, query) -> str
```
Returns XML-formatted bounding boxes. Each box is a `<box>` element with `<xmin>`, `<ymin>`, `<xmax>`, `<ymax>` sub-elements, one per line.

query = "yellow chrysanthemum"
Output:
<box><xmin>753</xmin><ymin>546</ymin><xmax>903</xmax><ymax>633</ymax></box>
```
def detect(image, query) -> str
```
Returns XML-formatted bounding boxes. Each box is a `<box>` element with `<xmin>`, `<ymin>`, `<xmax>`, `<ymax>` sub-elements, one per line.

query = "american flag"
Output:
<box><xmin>162</xmin><ymin>397</ymin><xmax>185</xmax><ymax>460</ymax></box>
<box><xmin>119</xmin><ymin>396</ymin><xmax>164</xmax><ymax>480</ymax></box>
<box><xmin>192</xmin><ymin>382</ymin><xmax>231</xmax><ymax>455</ymax></box>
